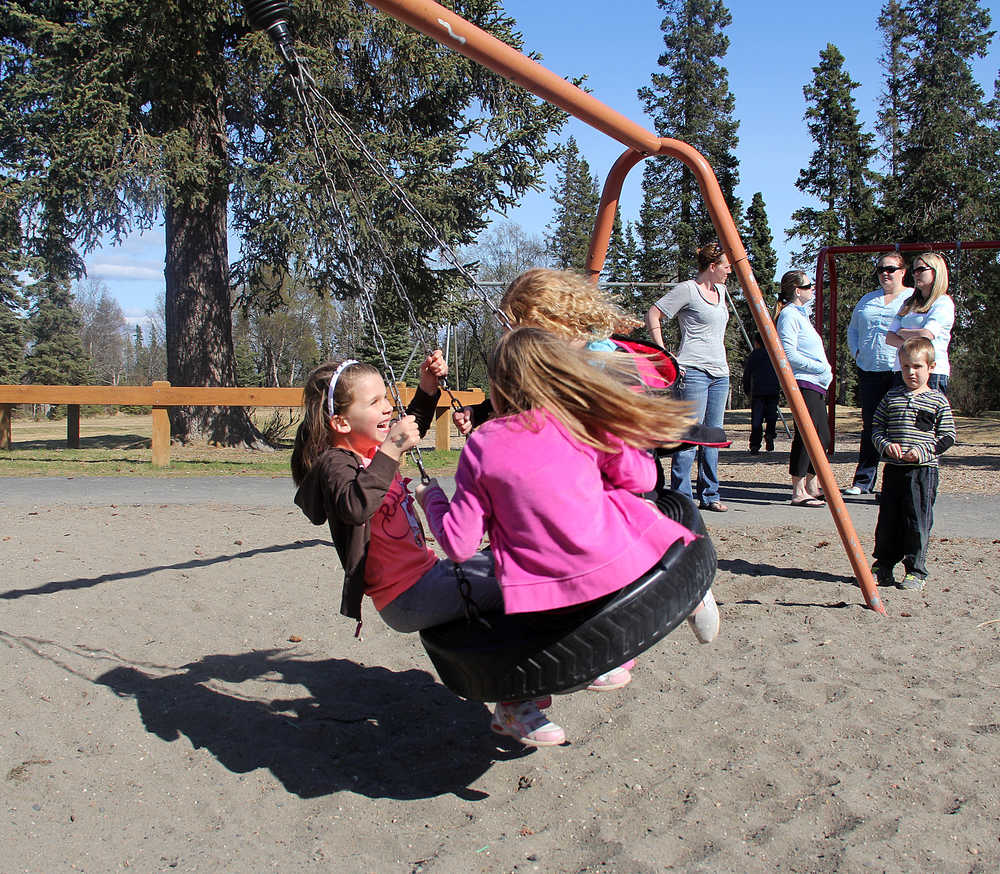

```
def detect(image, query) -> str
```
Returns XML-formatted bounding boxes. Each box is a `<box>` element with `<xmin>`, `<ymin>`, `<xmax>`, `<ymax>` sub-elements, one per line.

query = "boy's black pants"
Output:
<box><xmin>874</xmin><ymin>464</ymin><xmax>939</xmax><ymax>578</ymax></box>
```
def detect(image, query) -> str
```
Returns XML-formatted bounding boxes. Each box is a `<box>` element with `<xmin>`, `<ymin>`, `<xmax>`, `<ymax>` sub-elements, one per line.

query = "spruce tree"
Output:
<box><xmin>891</xmin><ymin>0</ymin><xmax>997</xmax><ymax>241</ymax></box>
<box><xmin>0</xmin><ymin>182</ymin><xmax>26</xmax><ymax>383</ymax></box>
<box><xmin>2</xmin><ymin>0</ymin><xmax>564</xmax><ymax>443</ymax></box>
<box><xmin>636</xmin><ymin>0</ymin><xmax>744</xmax><ymax>290</ymax></box>
<box><xmin>24</xmin><ymin>278</ymin><xmax>92</xmax><ymax>388</ymax></box>
<box><xmin>875</xmin><ymin>1</ymin><xmax>916</xmax><ymax>228</ymax></box>
<box><xmin>745</xmin><ymin>192</ymin><xmax>778</xmax><ymax>303</ymax></box>
<box><xmin>787</xmin><ymin>44</ymin><xmax>878</xmax><ymax>404</ymax></box>
<box><xmin>545</xmin><ymin>138</ymin><xmax>601</xmax><ymax>271</ymax></box>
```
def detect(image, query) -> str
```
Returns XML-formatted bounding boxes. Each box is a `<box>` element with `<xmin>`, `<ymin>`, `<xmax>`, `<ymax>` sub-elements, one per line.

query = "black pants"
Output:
<box><xmin>749</xmin><ymin>393</ymin><xmax>778</xmax><ymax>450</ymax></box>
<box><xmin>851</xmin><ymin>368</ymin><xmax>895</xmax><ymax>492</ymax></box>
<box><xmin>788</xmin><ymin>387</ymin><xmax>831</xmax><ymax>477</ymax></box>
<box><xmin>874</xmin><ymin>464</ymin><xmax>939</xmax><ymax>579</ymax></box>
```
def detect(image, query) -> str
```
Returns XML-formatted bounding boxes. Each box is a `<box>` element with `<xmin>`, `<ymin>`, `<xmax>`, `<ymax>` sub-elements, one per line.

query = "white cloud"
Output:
<box><xmin>89</xmin><ymin>262</ymin><xmax>163</xmax><ymax>281</ymax></box>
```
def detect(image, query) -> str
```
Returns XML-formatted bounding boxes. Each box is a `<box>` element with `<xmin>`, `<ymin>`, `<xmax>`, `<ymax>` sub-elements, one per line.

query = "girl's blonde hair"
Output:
<box><xmin>500</xmin><ymin>268</ymin><xmax>641</xmax><ymax>342</ymax></box>
<box><xmin>899</xmin><ymin>252</ymin><xmax>949</xmax><ymax>316</ymax></box>
<box><xmin>488</xmin><ymin>327</ymin><xmax>693</xmax><ymax>452</ymax></box>
<box><xmin>290</xmin><ymin>359</ymin><xmax>380</xmax><ymax>485</ymax></box>
<box><xmin>774</xmin><ymin>270</ymin><xmax>810</xmax><ymax>319</ymax></box>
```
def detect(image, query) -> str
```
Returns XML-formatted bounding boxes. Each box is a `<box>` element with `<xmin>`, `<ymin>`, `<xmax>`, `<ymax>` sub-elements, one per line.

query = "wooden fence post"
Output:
<box><xmin>0</xmin><ymin>404</ymin><xmax>11</xmax><ymax>450</ymax></box>
<box><xmin>151</xmin><ymin>381</ymin><xmax>171</xmax><ymax>468</ymax></box>
<box><xmin>67</xmin><ymin>405</ymin><xmax>81</xmax><ymax>448</ymax></box>
<box><xmin>434</xmin><ymin>406</ymin><xmax>451</xmax><ymax>451</ymax></box>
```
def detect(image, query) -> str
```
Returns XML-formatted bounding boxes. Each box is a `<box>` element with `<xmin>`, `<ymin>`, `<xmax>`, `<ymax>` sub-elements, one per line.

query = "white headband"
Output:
<box><xmin>326</xmin><ymin>359</ymin><xmax>359</xmax><ymax>417</ymax></box>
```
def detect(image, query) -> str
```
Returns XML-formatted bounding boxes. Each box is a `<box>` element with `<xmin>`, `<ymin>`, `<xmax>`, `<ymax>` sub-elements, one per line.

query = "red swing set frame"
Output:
<box><xmin>363</xmin><ymin>0</ymin><xmax>887</xmax><ymax>614</ymax></box>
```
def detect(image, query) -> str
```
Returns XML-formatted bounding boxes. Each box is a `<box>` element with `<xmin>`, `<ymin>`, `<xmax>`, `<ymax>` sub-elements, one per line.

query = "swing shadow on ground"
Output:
<box><xmin>1</xmin><ymin>540</ymin><xmax>329</xmax><ymax>601</ymax></box>
<box><xmin>96</xmin><ymin>649</ymin><xmax>530</xmax><ymax>801</ymax></box>
<box><xmin>717</xmin><ymin>557</ymin><xmax>855</xmax><ymax>587</ymax></box>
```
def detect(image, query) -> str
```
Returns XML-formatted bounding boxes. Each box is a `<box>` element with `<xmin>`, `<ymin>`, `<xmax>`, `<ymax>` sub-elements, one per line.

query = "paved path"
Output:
<box><xmin>2</xmin><ymin>476</ymin><xmax>997</xmax><ymax>539</ymax></box>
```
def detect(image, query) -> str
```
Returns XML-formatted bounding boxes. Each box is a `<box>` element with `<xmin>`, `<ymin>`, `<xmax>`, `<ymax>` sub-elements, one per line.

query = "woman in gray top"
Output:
<box><xmin>646</xmin><ymin>242</ymin><xmax>731</xmax><ymax>512</ymax></box>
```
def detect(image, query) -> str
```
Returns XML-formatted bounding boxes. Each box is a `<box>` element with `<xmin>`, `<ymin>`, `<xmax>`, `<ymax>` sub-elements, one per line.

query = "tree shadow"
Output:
<box><xmin>13</xmin><ymin>434</ymin><xmax>150</xmax><ymax>450</ymax></box>
<box><xmin>1</xmin><ymin>540</ymin><xmax>328</xmax><ymax>600</ymax></box>
<box><xmin>96</xmin><ymin>649</ymin><xmax>529</xmax><ymax>800</ymax></box>
<box><xmin>718</xmin><ymin>557</ymin><xmax>855</xmax><ymax>586</ymax></box>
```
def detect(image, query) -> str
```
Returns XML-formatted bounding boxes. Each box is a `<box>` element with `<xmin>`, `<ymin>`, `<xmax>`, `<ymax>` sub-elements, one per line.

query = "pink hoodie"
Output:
<box><xmin>419</xmin><ymin>410</ymin><xmax>697</xmax><ymax>614</ymax></box>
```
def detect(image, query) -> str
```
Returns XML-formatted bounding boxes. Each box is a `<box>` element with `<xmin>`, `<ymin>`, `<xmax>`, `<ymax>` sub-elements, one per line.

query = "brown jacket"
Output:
<box><xmin>294</xmin><ymin>387</ymin><xmax>439</xmax><ymax>621</ymax></box>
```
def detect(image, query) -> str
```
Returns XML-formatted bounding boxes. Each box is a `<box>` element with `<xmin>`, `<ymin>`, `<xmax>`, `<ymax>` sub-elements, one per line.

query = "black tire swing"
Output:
<box><xmin>420</xmin><ymin>488</ymin><xmax>717</xmax><ymax>702</ymax></box>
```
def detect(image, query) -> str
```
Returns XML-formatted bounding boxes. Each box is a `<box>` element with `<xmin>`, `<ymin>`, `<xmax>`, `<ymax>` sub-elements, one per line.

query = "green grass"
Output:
<box><xmin>1</xmin><ymin>413</ymin><xmax>463</xmax><ymax>477</ymax></box>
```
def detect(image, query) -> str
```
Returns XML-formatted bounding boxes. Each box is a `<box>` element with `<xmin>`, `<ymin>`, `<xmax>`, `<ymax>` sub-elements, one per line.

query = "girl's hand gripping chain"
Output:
<box><xmin>419</xmin><ymin>349</ymin><xmax>448</xmax><ymax>394</ymax></box>
<box><xmin>381</xmin><ymin>415</ymin><xmax>421</xmax><ymax>462</ymax></box>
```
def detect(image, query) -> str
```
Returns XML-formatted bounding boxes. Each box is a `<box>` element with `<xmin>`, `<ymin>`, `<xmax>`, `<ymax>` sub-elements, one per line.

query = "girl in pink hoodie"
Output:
<box><xmin>418</xmin><ymin>327</ymin><xmax>701</xmax><ymax>746</ymax></box>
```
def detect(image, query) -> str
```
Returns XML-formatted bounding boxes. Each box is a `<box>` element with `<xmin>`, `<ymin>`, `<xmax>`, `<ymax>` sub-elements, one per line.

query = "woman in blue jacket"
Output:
<box><xmin>843</xmin><ymin>252</ymin><xmax>912</xmax><ymax>495</ymax></box>
<box><xmin>775</xmin><ymin>270</ymin><xmax>833</xmax><ymax>507</ymax></box>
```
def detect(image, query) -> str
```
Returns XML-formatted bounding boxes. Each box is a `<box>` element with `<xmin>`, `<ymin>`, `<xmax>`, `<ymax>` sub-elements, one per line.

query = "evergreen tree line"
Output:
<box><xmin>3</xmin><ymin>0</ymin><xmax>999</xmax><ymax>425</ymax></box>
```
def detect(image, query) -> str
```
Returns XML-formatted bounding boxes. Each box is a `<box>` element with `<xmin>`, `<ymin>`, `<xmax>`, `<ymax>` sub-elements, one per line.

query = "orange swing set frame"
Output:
<box><xmin>363</xmin><ymin>0</ymin><xmax>886</xmax><ymax>614</ymax></box>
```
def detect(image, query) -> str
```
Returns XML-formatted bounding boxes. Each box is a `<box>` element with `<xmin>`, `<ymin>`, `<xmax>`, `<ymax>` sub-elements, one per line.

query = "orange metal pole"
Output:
<box><xmin>362</xmin><ymin>0</ymin><xmax>886</xmax><ymax>614</ymax></box>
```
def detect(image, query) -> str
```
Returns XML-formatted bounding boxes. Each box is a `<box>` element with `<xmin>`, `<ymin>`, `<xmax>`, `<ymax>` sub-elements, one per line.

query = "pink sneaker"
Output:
<box><xmin>587</xmin><ymin>658</ymin><xmax>636</xmax><ymax>691</ymax></box>
<box><xmin>687</xmin><ymin>589</ymin><xmax>720</xmax><ymax>643</ymax></box>
<box><xmin>491</xmin><ymin>700</ymin><xmax>566</xmax><ymax>746</ymax></box>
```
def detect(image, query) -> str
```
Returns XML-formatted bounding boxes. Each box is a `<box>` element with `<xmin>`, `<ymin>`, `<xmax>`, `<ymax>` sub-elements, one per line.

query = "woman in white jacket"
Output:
<box><xmin>775</xmin><ymin>270</ymin><xmax>833</xmax><ymax>507</ymax></box>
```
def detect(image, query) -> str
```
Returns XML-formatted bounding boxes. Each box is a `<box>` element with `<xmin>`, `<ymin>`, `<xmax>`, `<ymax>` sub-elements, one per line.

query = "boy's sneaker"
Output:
<box><xmin>842</xmin><ymin>485</ymin><xmax>864</xmax><ymax>496</ymax></box>
<box><xmin>898</xmin><ymin>573</ymin><xmax>926</xmax><ymax>591</ymax></box>
<box><xmin>687</xmin><ymin>589</ymin><xmax>720</xmax><ymax>643</ymax></box>
<box><xmin>871</xmin><ymin>562</ymin><xmax>894</xmax><ymax>586</ymax></box>
<box><xmin>491</xmin><ymin>701</ymin><xmax>565</xmax><ymax>746</ymax></box>
<box><xmin>587</xmin><ymin>658</ymin><xmax>636</xmax><ymax>691</ymax></box>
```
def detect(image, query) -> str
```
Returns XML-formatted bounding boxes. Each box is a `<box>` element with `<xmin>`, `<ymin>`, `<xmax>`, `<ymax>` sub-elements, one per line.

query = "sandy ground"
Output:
<box><xmin>2</xmin><ymin>410</ymin><xmax>999</xmax><ymax>872</ymax></box>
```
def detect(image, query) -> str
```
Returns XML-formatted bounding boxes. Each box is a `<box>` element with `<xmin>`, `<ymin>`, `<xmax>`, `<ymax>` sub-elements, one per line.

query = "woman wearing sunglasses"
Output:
<box><xmin>775</xmin><ymin>270</ymin><xmax>833</xmax><ymax>507</ymax></box>
<box><xmin>886</xmin><ymin>252</ymin><xmax>954</xmax><ymax>395</ymax></box>
<box><xmin>842</xmin><ymin>252</ymin><xmax>913</xmax><ymax>495</ymax></box>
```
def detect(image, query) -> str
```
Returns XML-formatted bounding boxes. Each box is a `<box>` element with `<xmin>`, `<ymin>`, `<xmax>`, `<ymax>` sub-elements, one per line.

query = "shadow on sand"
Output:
<box><xmin>97</xmin><ymin>649</ymin><xmax>530</xmax><ymax>801</ymax></box>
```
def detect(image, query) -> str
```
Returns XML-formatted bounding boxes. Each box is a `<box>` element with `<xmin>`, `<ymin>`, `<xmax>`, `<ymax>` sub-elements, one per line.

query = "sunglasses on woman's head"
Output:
<box><xmin>877</xmin><ymin>265</ymin><xmax>903</xmax><ymax>274</ymax></box>
<box><xmin>796</xmin><ymin>282</ymin><xmax>814</xmax><ymax>289</ymax></box>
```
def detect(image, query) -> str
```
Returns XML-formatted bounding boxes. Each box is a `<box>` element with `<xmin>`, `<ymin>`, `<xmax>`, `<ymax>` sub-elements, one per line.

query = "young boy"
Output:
<box><xmin>870</xmin><ymin>337</ymin><xmax>956</xmax><ymax>590</ymax></box>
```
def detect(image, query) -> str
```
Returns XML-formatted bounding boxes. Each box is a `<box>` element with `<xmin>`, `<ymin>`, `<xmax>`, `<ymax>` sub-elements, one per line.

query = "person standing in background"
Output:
<box><xmin>741</xmin><ymin>333</ymin><xmax>780</xmax><ymax>454</ymax></box>
<box><xmin>646</xmin><ymin>242</ymin><xmax>731</xmax><ymax>513</ymax></box>
<box><xmin>842</xmin><ymin>252</ymin><xmax>912</xmax><ymax>495</ymax></box>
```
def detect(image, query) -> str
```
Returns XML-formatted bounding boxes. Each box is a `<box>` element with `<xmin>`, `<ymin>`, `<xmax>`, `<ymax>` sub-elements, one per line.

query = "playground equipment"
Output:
<box><xmin>245</xmin><ymin>0</ymin><xmax>885</xmax><ymax>624</ymax></box>
<box><xmin>353</xmin><ymin>0</ymin><xmax>887</xmax><ymax>614</ymax></box>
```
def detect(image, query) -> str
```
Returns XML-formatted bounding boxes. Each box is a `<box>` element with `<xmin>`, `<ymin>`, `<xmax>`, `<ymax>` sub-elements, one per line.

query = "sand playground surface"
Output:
<box><xmin>2</xmin><ymin>427</ymin><xmax>999</xmax><ymax>872</ymax></box>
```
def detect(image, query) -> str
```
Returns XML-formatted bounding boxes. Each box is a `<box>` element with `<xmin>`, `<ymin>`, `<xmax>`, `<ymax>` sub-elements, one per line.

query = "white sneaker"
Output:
<box><xmin>841</xmin><ymin>485</ymin><xmax>864</xmax><ymax>496</ymax></box>
<box><xmin>687</xmin><ymin>590</ymin><xmax>720</xmax><ymax>643</ymax></box>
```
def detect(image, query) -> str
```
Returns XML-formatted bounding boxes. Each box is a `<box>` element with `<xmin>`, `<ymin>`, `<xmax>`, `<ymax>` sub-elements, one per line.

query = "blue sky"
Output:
<box><xmin>84</xmin><ymin>0</ymin><xmax>1000</xmax><ymax>323</ymax></box>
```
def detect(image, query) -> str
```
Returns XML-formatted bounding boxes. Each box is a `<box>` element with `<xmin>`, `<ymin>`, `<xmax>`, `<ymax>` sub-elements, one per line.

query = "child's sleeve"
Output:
<box><xmin>420</xmin><ymin>448</ymin><xmax>489</xmax><ymax>564</ymax></box>
<box><xmin>871</xmin><ymin>396</ymin><xmax>891</xmax><ymax>457</ymax></box>
<box><xmin>406</xmin><ymin>386</ymin><xmax>441</xmax><ymax>437</ymax></box>
<box><xmin>598</xmin><ymin>440</ymin><xmax>658</xmax><ymax>493</ymax></box>
<box><xmin>933</xmin><ymin>398</ymin><xmax>957</xmax><ymax>457</ymax></box>
<box><xmin>328</xmin><ymin>451</ymin><xmax>398</xmax><ymax>525</ymax></box>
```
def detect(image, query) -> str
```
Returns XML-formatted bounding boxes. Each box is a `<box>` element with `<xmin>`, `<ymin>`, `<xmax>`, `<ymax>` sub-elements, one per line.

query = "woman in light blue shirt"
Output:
<box><xmin>776</xmin><ymin>270</ymin><xmax>833</xmax><ymax>507</ymax></box>
<box><xmin>842</xmin><ymin>252</ymin><xmax>912</xmax><ymax>495</ymax></box>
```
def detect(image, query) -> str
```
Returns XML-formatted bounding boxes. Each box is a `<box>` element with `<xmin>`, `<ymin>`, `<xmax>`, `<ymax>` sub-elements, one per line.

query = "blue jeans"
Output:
<box><xmin>852</xmin><ymin>368</ymin><xmax>895</xmax><ymax>492</ymax></box>
<box><xmin>670</xmin><ymin>367</ymin><xmax>728</xmax><ymax>505</ymax></box>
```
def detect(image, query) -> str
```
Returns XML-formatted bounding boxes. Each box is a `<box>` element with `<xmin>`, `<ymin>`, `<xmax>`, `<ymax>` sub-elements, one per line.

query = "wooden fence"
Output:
<box><xmin>0</xmin><ymin>382</ymin><xmax>485</xmax><ymax>467</ymax></box>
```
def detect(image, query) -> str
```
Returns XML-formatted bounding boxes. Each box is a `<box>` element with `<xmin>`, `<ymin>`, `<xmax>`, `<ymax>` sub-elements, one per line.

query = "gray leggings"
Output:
<box><xmin>377</xmin><ymin>550</ymin><xmax>503</xmax><ymax>632</ymax></box>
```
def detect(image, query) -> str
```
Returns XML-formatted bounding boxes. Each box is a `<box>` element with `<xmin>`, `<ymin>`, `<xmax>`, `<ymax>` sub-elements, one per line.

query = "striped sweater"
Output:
<box><xmin>871</xmin><ymin>386</ymin><xmax>956</xmax><ymax>468</ymax></box>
